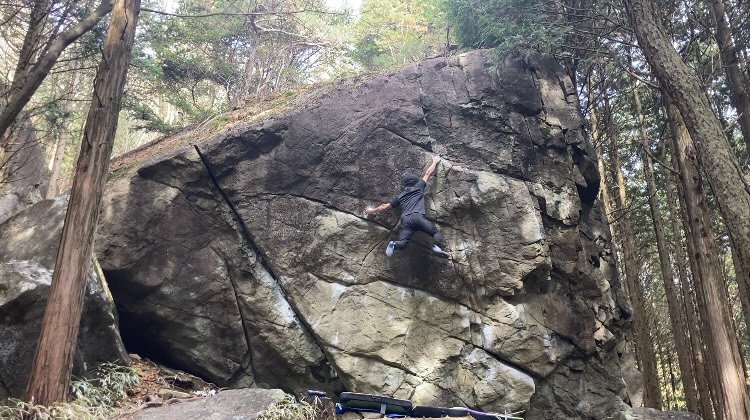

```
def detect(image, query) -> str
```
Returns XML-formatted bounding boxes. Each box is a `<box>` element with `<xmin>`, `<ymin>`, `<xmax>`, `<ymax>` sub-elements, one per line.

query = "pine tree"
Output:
<box><xmin>24</xmin><ymin>0</ymin><xmax>141</xmax><ymax>405</ymax></box>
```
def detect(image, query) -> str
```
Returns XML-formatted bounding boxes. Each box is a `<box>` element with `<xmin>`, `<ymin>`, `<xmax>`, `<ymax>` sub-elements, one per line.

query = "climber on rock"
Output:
<box><xmin>365</xmin><ymin>155</ymin><xmax>451</xmax><ymax>258</ymax></box>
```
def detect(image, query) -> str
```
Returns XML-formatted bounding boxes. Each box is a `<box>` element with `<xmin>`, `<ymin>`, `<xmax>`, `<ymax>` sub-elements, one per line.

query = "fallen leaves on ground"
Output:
<box><xmin>110</xmin><ymin>354</ymin><xmax>218</xmax><ymax>419</ymax></box>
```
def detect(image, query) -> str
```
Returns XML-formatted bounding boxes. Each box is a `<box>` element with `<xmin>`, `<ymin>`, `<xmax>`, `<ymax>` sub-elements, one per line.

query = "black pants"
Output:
<box><xmin>393</xmin><ymin>213</ymin><xmax>444</xmax><ymax>250</ymax></box>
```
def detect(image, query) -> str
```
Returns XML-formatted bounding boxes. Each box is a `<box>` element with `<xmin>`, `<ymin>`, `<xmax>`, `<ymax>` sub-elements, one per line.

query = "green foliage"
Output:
<box><xmin>444</xmin><ymin>0</ymin><xmax>572</xmax><ymax>56</ymax></box>
<box><xmin>210</xmin><ymin>114</ymin><xmax>231</xmax><ymax>130</ymax></box>
<box><xmin>122</xmin><ymin>96</ymin><xmax>181</xmax><ymax>134</ymax></box>
<box><xmin>350</xmin><ymin>0</ymin><xmax>447</xmax><ymax>70</ymax></box>
<box><xmin>128</xmin><ymin>0</ymin><xmax>242</xmax><ymax>127</ymax></box>
<box><xmin>255</xmin><ymin>394</ymin><xmax>317</xmax><ymax>420</ymax></box>
<box><xmin>125</xmin><ymin>0</ymin><xmax>336</xmax><ymax>133</ymax></box>
<box><xmin>0</xmin><ymin>363</ymin><xmax>139</xmax><ymax>420</ymax></box>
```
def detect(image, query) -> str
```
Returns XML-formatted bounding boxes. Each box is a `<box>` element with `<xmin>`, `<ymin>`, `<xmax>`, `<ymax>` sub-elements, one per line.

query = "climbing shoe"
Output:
<box><xmin>385</xmin><ymin>241</ymin><xmax>395</xmax><ymax>257</ymax></box>
<box><xmin>431</xmin><ymin>245</ymin><xmax>451</xmax><ymax>258</ymax></box>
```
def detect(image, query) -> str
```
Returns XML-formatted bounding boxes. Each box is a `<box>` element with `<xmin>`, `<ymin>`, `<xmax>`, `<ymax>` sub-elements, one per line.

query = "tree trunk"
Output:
<box><xmin>235</xmin><ymin>33</ymin><xmax>258</xmax><ymax>107</ymax></box>
<box><xmin>730</xmin><ymin>237</ymin><xmax>750</xmax><ymax>358</ymax></box>
<box><xmin>587</xmin><ymin>71</ymin><xmax>615</xmax><ymax>229</ymax></box>
<box><xmin>679</xmin><ymin>162</ymin><xmax>724</xmax><ymax>420</ymax></box>
<box><xmin>708</xmin><ymin>0</ymin><xmax>750</xmax><ymax>325</ymax></box>
<box><xmin>709</xmin><ymin>0</ymin><xmax>750</xmax><ymax>152</ymax></box>
<box><xmin>9</xmin><ymin>0</ymin><xmax>50</xmax><ymax>93</ymax></box>
<box><xmin>665</xmin><ymin>339</ymin><xmax>678</xmax><ymax>410</ymax></box>
<box><xmin>732</xmin><ymin>0</ymin><xmax>749</xmax><ymax>68</ymax></box>
<box><xmin>24</xmin><ymin>0</ymin><xmax>140</xmax><ymax>406</ymax></box>
<box><xmin>624</xmin><ymin>4</ymin><xmax>750</xmax><ymax>350</ymax></box>
<box><xmin>655</xmin><ymin>332</ymin><xmax>671</xmax><ymax>409</ymax></box>
<box><xmin>664</xmin><ymin>165</ymin><xmax>714</xmax><ymax>419</ymax></box>
<box><xmin>606</xmin><ymin>94</ymin><xmax>662</xmax><ymax>409</ymax></box>
<box><xmin>663</xmin><ymin>91</ymin><xmax>750</xmax><ymax>419</ymax></box>
<box><xmin>45</xmin><ymin>70</ymin><xmax>81</xmax><ymax>199</ymax></box>
<box><xmin>677</xmin><ymin>181</ymin><xmax>721</xmax><ymax>420</ymax></box>
<box><xmin>664</xmin><ymin>102</ymin><xmax>720</xmax><ymax>416</ymax></box>
<box><xmin>629</xmin><ymin>74</ymin><xmax>700</xmax><ymax>413</ymax></box>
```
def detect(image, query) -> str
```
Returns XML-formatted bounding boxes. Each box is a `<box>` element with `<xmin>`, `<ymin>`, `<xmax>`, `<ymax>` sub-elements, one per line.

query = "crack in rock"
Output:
<box><xmin>193</xmin><ymin>144</ymin><xmax>341</xmax><ymax>386</ymax></box>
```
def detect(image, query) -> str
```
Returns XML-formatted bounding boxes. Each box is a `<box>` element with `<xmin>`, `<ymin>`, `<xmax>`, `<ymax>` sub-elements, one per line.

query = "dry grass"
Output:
<box><xmin>0</xmin><ymin>356</ymin><xmax>219</xmax><ymax>420</ymax></box>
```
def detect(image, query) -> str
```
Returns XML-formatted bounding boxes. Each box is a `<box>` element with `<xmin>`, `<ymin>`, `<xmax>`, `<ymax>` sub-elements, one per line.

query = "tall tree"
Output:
<box><xmin>24</xmin><ymin>0</ymin><xmax>140</xmax><ymax>405</ymax></box>
<box><xmin>444</xmin><ymin>0</ymin><xmax>572</xmax><ymax>55</ymax></box>
<box><xmin>709</xmin><ymin>0</ymin><xmax>750</xmax><ymax>347</ymax></box>
<box><xmin>663</xmin><ymin>91</ymin><xmax>750</xmax><ymax>419</ymax></box>
<box><xmin>128</xmin><ymin>0</ymin><xmax>333</xmax><ymax>130</ymax></box>
<box><xmin>623</xmin><ymin>2</ymin><xmax>750</xmax><ymax>331</ymax></box>
<box><xmin>351</xmin><ymin>0</ymin><xmax>445</xmax><ymax>70</ymax></box>
<box><xmin>605</xmin><ymin>91</ymin><xmax>662</xmax><ymax>409</ymax></box>
<box><xmin>45</xmin><ymin>69</ymin><xmax>82</xmax><ymax>199</ymax></box>
<box><xmin>587</xmin><ymin>68</ymin><xmax>615</xmax><ymax>231</ymax></box>
<box><xmin>629</xmin><ymin>73</ymin><xmax>699</xmax><ymax>412</ymax></box>
<box><xmin>708</xmin><ymin>0</ymin><xmax>750</xmax><ymax>153</ymax></box>
<box><xmin>663</xmin><ymin>163</ymin><xmax>714</xmax><ymax>418</ymax></box>
<box><xmin>0</xmin><ymin>0</ymin><xmax>113</xmax><ymax>143</ymax></box>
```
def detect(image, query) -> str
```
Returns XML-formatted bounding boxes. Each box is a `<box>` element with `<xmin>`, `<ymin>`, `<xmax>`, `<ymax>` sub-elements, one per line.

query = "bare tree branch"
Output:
<box><xmin>139</xmin><ymin>7</ymin><xmax>343</xmax><ymax>19</ymax></box>
<box><xmin>0</xmin><ymin>0</ymin><xmax>114</xmax><ymax>140</ymax></box>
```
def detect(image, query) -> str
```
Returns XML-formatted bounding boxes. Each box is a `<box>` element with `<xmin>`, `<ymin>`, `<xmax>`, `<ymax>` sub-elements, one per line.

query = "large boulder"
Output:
<box><xmin>0</xmin><ymin>126</ymin><xmax>45</xmax><ymax>225</ymax></box>
<box><xmin>95</xmin><ymin>50</ymin><xmax>634</xmax><ymax>417</ymax></box>
<box><xmin>0</xmin><ymin>197</ymin><xmax>129</xmax><ymax>401</ymax></box>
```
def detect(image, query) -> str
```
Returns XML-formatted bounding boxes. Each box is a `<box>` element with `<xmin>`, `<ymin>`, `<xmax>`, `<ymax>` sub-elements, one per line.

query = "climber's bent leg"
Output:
<box><xmin>386</xmin><ymin>216</ymin><xmax>417</xmax><ymax>256</ymax></box>
<box><xmin>392</xmin><ymin>222</ymin><xmax>417</xmax><ymax>250</ymax></box>
<box><xmin>411</xmin><ymin>216</ymin><xmax>450</xmax><ymax>257</ymax></box>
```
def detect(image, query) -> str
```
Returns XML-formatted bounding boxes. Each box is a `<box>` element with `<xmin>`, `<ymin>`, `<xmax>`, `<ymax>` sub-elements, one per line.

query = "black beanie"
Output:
<box><xmin>401</xmin><ymin>172</ymin><xmax>420</xmax><ymax>187</ymax></box>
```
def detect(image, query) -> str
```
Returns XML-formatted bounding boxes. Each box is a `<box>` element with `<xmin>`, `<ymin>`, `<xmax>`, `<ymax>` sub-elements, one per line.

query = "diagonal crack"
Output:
<box><xmin>343</xmin><ymin>350</ymin><xmax>418</xmax><ymax>377</ymax></box>
<box><xmin>322</xmin><ymin>338</ymin><xmax>418</xmax><ymax>377</ymax></box>
<box><xmin>377</xmin><ymin>126</ymin><xmax>434</xmax><ymax>153</ymax></box>
<box><xmin>220</xmin><ymin>255</ymin><xmax>259</xmax><ymax>382</ymax></box>
<box><xmin>356</xmin><ymin>231</ymin><xmax>393</xmax><ymax>279</ymax></box>
<box><xmin>193</xmin><ymin>144</ymin><xmax>341</xmax><ymax>385</ymax></box>
<box><xmin>473</xmin><ymin>340</ymin><xmax>541</xmax><ymax>381</ymax></box>
<box><xmin>247</xmin><ymin>192</ymin><xmax>393</xmax><ymax>229</ymax></box>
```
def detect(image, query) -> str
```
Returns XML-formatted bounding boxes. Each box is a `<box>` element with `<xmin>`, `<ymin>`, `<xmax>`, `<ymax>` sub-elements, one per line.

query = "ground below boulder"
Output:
<box><xmin>128</xmin><ymin>388</ymin><xmax>286</xmax><ymax>420</ymax></box>
<box><xmin>605</xmin><ymin>408</ymin><xmax>702</xmax><ymax>420</ymax></box>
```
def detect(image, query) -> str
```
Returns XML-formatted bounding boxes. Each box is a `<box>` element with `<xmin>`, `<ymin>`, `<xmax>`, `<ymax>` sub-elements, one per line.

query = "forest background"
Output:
<box><xmin>1</xmin><ymin>0</ymin><xmax>749</xmax><ymax>418</ymax></box>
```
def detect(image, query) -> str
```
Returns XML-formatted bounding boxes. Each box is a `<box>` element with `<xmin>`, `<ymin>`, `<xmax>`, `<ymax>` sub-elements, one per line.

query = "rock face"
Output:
<box><xmin>606</xmin><ymin>407</ymin><xmax>703</xmax><ymax>420</ymax></box>
<box><xmin>0</xmin><ymin>197</ymin><xmax>129</xmax><ymax>401</ymax></box>
<box><xmin>0</xmin><ymin>126</ymin><xmax>44</xmax><ymax>225</ymax></box>
<box><xmin>95</xmin><ymin>50</ymin><xmax>635</xmax><ymax>418</ymax></box>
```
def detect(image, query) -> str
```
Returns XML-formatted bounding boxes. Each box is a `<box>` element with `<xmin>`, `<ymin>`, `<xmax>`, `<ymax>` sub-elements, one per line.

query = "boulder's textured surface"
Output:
<box><xmin>0</xmin><ymin>197</ymin><xmax>129</xmax><ymax>401</ymax></box>
<box><xmin>0</xmin><ymin>126</ymin><xmax>44</xmax><ymax>225</ymax></box>
<box><xmin>605</xmin><ymin>407</ymin><xmax>703</xmax><ymax>420</ymax></box>
<box><xmin>131</xmin><ymin>388</ymin><xmax>286</xmax><ymax>420</ymax></box>
<box><xmin>95</xmin><ymin>50</ymin><xmax>635</xmax><ymax>417</ymax></box>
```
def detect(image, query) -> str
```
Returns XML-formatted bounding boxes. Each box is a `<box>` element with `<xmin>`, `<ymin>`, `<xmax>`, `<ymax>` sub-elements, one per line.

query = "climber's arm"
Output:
<box><xmin>365</xmin><ymin>202</ymin><xmax>392</xmax><ymax>215</ymax></box>
<box><xmin>421</xmin><ymin>155</ymin><xmax>441</xmax><ymax>182</ymax></box>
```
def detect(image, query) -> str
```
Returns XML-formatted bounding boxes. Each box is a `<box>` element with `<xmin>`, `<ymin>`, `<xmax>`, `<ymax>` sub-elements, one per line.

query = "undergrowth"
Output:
<box><xmin>0</xmin><ymin>363</ymin><xmax>139</xmax><ymax>420</ymax></box>
<box><xmin>255</xmin><ymin>394</ymin><xmax>318</xmax><ymax>420</ymax></box>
